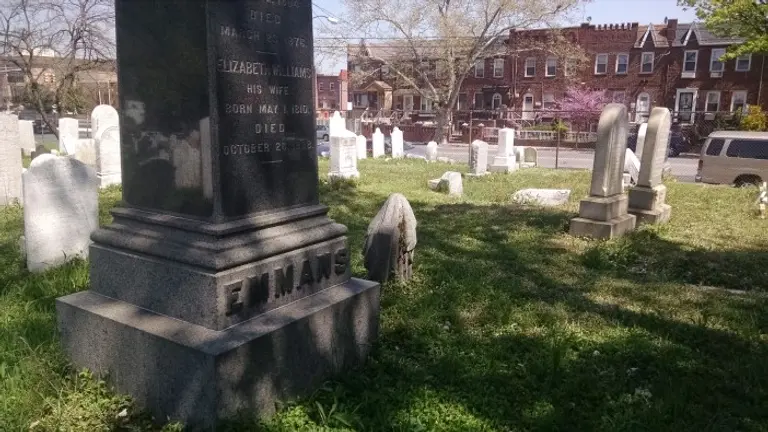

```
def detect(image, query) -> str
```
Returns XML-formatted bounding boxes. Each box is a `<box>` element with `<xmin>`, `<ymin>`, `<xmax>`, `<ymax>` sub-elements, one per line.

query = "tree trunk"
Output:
<box><xmin>433</xmin><ymin>108</ymin><xmax>450</xmax><ymax>145</ymax></box>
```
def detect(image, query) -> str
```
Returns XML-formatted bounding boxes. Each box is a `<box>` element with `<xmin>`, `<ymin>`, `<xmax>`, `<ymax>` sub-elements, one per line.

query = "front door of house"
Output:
<box><xmin>635</xmin><ymin>94</ymin><xmax>650</xmax><ymax>123</ymax></box>
<box><xmin>677</xmin><ymin>91</ymin><xmax>695</xmax><ymax>123</ymax></box>
<box><xmin>522</xmin><ymin>94</ymin><xmax>534</xmax><ymax>120</ymax></box>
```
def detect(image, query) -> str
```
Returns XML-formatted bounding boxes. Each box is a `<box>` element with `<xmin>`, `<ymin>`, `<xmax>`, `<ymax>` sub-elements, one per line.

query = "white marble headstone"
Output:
<box><xmin>372</xmin><ymin>128</ymin><xmax>385</xmax><ymax>158</ymax></box>
<box><xmin>638</xmin><ymin>107</ymin><xmax>672</xmax><ymax>188</ymax></box>
<box><xmin>0</xmin><ymin>113</ymin><xmax>22</xmax><ymax>205</ymax></box>
<box><xmin>95</xmin><ymin>125</ymin><xmax>122</xmax><ymax>187</ymax></box>
<box><xmin>590</xmin><ymin>103</ymin><xmax>628</xmax><ymax>197</ymax></box>
<box><xmin>390</xmin><ymin>127</ymin><xmax>404</xmax><ymax>158</ymax></box>
<box><xmin>18</xmin><ymin>120</ymin><xmax>35</xmax><ymax>156</ymax></box>
<box><xmin>90</xmin><ymin>104</ymin><xmax>119</xmax><ymax>142</ymax></box>
<box><xmin>58</xmin><ymin>117</ymin><xmax>80</xmax><ymax>155</ymax></box>
<box><xmin>624</xmin><ymin>148</ymin><xmax>640</xmax><ymax>185</ymax></box>
<box><xmin>490</xmin><ymin>128</ymin><xmax>516</xmax><ymax>172</ymax></box>
<box><xmin>329</xmin><ymin>130</ymin><xmax>360</xmax><ymax>179</ymax></box>
<box><xmin>635</xmin><ymin>122</ymin><xmax>648</xmax><ymax>160</ymax></box>
<box><xmin>22</xmin><ymin>154</ymin><xmax>98</xmax><ymax>272</ymax></box>
<box><xmin>356</xmin><ymin>134</ymin><xmax>367</xmax><ymax>159</ymax></box>
<box><xmin>469</xmin><ymin>140</ymin><xmax>489</xmax><ymax>175</ymax></box>
<box><xmin>426</xmin><ymin>141</ymin><xmax>438</xmax><ymax>162</ymax></box>
<box><xmin>329</xmin><ymin>111</ymin><xmax>345</xmax><ymax>138</ymax></box>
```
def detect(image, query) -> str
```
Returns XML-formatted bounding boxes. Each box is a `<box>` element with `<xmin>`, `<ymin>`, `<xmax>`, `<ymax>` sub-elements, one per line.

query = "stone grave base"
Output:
<box><xmin>628</xmin><ymin>185</ymin><xmax>671</xmax><ymax>225</ymax></box>
<box><xmin>629</xmin><ymin>204</ymin><xmax>671</xmax><ymax>225</ymax></box>
<box><xmin>328</xmin><ymin>170</ymin><xmax>360</xmax><ymax>181</ymax></box>
<box><xmin>466</xmin><ymin>171</ymin><xmax>490</xmax><ymax>177</ymax></box>
<box><xmin>56</xmin><ymin>278</ymin><xmax>380</xmax><ymax>430</ymax></box>
<box><xmin>569</xmin><ymin>194</ymin><xmax>637</xmax><ymax>239</ymax></box>
<box><xmin>489</xmin><ymin>161</ymin><xmax>516</xmax><ymax>173</ymax></box>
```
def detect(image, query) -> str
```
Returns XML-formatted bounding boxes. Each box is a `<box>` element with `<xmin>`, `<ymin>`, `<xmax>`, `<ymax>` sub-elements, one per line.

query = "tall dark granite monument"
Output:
<box><xmin>55</xmin><ymin>0</ymin><xmax>380</xmax><ymax>428</ymax></box>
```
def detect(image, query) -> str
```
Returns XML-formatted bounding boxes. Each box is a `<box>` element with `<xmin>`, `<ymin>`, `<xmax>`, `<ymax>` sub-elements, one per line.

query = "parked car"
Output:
<box><xmin>33</xmin><ymin>119</ymin><xmax>53</xmax><ymax>134</ymax></box>
<box><xmin>696</xmin><ymin>130</ymin><xmax>768</xmax><ymax>186</ymax></box>
<box><xmin>316</xmin><ymin>125</ymin><xmax>329</xmax><ymax>141</ymax></box>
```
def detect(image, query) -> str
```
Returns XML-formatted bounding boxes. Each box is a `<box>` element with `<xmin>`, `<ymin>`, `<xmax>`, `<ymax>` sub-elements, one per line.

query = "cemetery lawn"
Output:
<box><xmin>2</xmin><ymin>160</ymin><xmax>768</xmax><ymax>431</ymax></box>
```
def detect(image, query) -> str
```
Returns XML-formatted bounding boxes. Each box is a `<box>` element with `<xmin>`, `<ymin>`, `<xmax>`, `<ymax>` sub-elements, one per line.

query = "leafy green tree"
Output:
<box><xmin>679</xmin><ymin>0</ymin><xmax>768</xmax><ymax>59</ymax></box>
<box><xmin>740</xmin><ymin>105</ymin><xmax>767</xmax><ymax>131</ymax></box>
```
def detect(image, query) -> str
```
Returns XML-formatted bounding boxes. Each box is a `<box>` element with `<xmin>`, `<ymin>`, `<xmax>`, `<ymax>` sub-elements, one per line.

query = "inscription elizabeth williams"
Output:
<box><xmin>225</xmin><ymin>247</ymin><xmax>349</xmax><ymax>316</ymax></box>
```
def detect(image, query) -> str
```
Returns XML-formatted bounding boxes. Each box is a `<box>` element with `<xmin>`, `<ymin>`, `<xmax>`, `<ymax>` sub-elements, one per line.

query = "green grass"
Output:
<box><xmin>2</xmin><ymin>160</ymin><xmax>768</xmax><ymax>431</ymax></box>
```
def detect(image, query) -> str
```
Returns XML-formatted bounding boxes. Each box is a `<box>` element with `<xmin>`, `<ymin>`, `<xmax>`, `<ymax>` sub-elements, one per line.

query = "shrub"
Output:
<box><xmin>739</xmin><ymin>105</ymin><xmax>767</xmax><ymax>131</ymax></box>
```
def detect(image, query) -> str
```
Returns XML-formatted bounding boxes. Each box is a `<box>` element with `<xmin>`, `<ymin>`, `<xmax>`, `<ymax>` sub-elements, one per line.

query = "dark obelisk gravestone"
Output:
<box><xmin>55</xmin><ymin>1</ymin><xmax>381</xmax><ymax>428</ymax></box>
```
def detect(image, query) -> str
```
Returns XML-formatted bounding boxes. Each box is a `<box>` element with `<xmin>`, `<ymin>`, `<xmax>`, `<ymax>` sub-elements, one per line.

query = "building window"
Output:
<box><xmin>403</xmin><ymin>94</ymin><xmax>414</xmax><ymax>111</ymax></box>
<box><xmin>705</xmin><ymin>91</ymin><xmax>721</xmax><ymax>112</ymax></box>
<box><xmin>493</xmin><ymin>58</ymin><xmax>504</xmax><ymax>78</ymax></box>
<box><xmin>546</xmin><ymin>57</ymin><xmax>557</xmax><ymax>77</ymax></box>
<box><xmin>457</xmin><ymin>93</ymin><xmax>467</xmax><ymax>110</ymax></box>
<box><xmin>594</xmin><ymin>53</ymin><xmax>608</xmax><ymax>74</ymax></box>
<box><xmin>543</xmin><ymin>92</ymin><xmax>555</xmax><ymax>109</ymax></box>
<box><xmin>318</xmin><ymin>82</ymin><xmax>324</xmax><ymax>90</ymax></box>
<box><xmin>353</xmin><ymin>93</ymin><xmax>368</xmax><ymax>107</ymax></box>
<box><xmin>492</xmin><ymin>93</ymin><xmax>502</xmax><ymax>109</ymax></box>
<box><xmin>731</xmin><ymin>90</ymin><xmax>747</xmax><ymax>112</ymax></box>
<box><xmin>641</xmin><ymin>52</ymin><xmax>654</xmax><ymax>73</ymax></box>
<box><xmin>736</xmin><ymin>54</ymin><xmax>751</xmax><ymax>72</ymax></box>
<box><xmin>613</xmin><ymin>91</ymin><xmax>626</xmax><ymax>104</ymax></box>
<box><xmin>635</xmin><ymin>92</ymin><xmax>651</xmax><ymax>123</ymax></box>
<box><xmin>474</xmin><ymin>60</ymin><xmax>485</xmax><ymax>78</ymax></box>
<box><xmin>521</xmin><ymin>93</ymin><xmax>534</xmax><ymax>120</ymax></box>
<box><xmin>710</xmin><ymin>48</ymin><xmax>726</xmax><ymax>72</ymax></box>
<box><xmin>329</xmin><ymin>82</ymin><xmax>335</xmax><ymax>91</ymax></box>
<box><xmin>615</xmin><ymin>53</ymin><xmax>628</xmax><ymax>74</ymax></box>
<box><xmin>683</xmin><ymin>50</ymin><xmax>698</xmax><ymax>74</ymax></box>
<box><xmin>474</xmin><ymin>92</ymin><xmax>483</xmax><ymax>109</ymax></box>
<box><xmin>525</xmin><ymin>58</ymin><xmax>536</xmax><ymax>77</ymax></box>
<box><xmin>420</xmin><ymin>96</ymin><xmax>432</xmax><ymax>111</ymax></box>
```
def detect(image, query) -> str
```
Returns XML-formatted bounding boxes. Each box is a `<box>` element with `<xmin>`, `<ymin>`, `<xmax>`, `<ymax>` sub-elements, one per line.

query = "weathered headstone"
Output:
<box><xmin>0</xmin><ymin>113</ymin><xmax>22</xmax><ymax>205</ymax></box>
<box><xmin>523</xmin><ymin>147</ymin><xmax>538</xmax><ymax>167</ymax></box>
<box><xmin>329</xmin><ymin>130</ymin><xmax>360</xmax><ymax>180</ymax></box>
<box><xmin>628</xmin><ymin>107</ymin><xmax>672</xmax><ymax>225</ymax></box>
<box><xmin>468</xmin><ymin>140</ymin><xmax>489</xmax><ymax>176</ymax></box>
<box><xmin>635</xmin><ymin>122</ymin><xmax>648</xmax><ymax>158</ymax></box>
<box><xmin>490</xmin><ymin>128</ymin><xmax>516</xmax><ymax>173</ymax></box>
<box><xmin>363</xmin><ymin>193</ymin><xmax>417</xmax><ymax>283</ymax></box>
<box><xmin>73</xmin><ymin>139</ymin><xmax>97</xmax><ymax>167</ymax></box>
<box><xmin>569</xmin><ymin>103</ymin><xmax>636</xmax><ymax>239</ymax></box>
<box><xmin>58</xmin><ymin>117</ymin><xmax>79</xmax><ymax>154</ymax></box>
<box><xmin>329</xmin><ymin>110</ymin><xmax>345</xmax><ymax>137</ymax></box>
<box><xmin>356</xmin><ymin>134</ymin><xmax>367</xmax><ymax>159</ymax></box>
<box><xmin>95</xmin><ymin>125</ymin><xmax>122</xmax><ymax>187</ymax></box>
<box><xmin>23</xmin><ymin>154</ymin><xmax>98</xmax><ymax>272</ymax></box>
<box><xmin>512</xmin><ymin>189</ymin><xmax>571</xmax><ymax>206</ymax></box>
<box><xmin>55</xmin><ymin>2</ymin><xmax>380</xmax><ymax>428</ymax></box>
<box><xmin>19</xmin><ymin>120</ymin><xmax>35</xmax><ymax>156</ymax></box>
<box><xmin>428</xmin><ymin>171</ymin><xmax>462</xmax><ymax>196</ymax></box>
<box><xmin>372</xmin><ymin>128</ymin><xmax>385</xmax><ymax>157</ymax></box>
<box><xmin>425</xmin><ymin>141</ymin><xmax>438</xmax><ymax>162</ymax></box>
<box><xmin>91</xmin><ymin>104</ymin><xmax>120</xmax><ymax>139</ymax></box>
<box><xmin>390</xmin><ymin>127</ymin><xmax>404</xmax><ymax>158</ymax></box>
<box><xmin>624</xmin><ymin>148</ymin><xmax>640</xmax><ymax>185</ymax></box>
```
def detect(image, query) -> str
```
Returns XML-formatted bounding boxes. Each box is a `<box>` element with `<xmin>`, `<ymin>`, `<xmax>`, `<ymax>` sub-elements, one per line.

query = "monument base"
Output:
<box><xmin>629</xmin><ymin>204</ymin><xmax>672</xmax><ymax>225</ymax></box>
<box><xmin>56</xmin><ymin>278</ymin><xmax>380</xmax><ymax>430</ymax></box>
<box><xmin>328</xmin><ymin>170</ymin><xmax>360</xmax><ymax>181</ymax></box>
<box><xmin>569</xmin><ymin>213</ymin><xmax>636</xmax><ymax>239</ymax></box>
<box><xmin>489</xmin><ymin>164</ymin><xmax>516</xmax><ymax>173</ymax></box>
<box><xmin>577</xmin><ymin>194</ymin><xmax>630</xmax><ymax>221</ymax></box>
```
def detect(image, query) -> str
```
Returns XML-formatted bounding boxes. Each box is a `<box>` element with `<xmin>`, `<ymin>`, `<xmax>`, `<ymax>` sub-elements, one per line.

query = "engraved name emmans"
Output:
<box><xmin>225</xmin><ymin>248</ymin><xmax>348</xmax><ymax>316</ymax></box>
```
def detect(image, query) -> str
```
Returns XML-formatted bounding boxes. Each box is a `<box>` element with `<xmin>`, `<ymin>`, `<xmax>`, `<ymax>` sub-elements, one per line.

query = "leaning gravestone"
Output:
<box><xmin>390</xmin><ymin>127</ymin><xmax>404</xmax><ymax>158</ymax></box>
<box><xmin>58</xmin><ymin>117</ymin><xmax>79</xmax><ymax>154</ymax></box>
<box><xmin>628</xmin><ymin>107</ymin><xmax>673</xmax><ymax>225</ymax></box>
<box><xmin>624</xmin><ymin>148</ymin><xmax>640</xmax><ymax>185</ymax></box>
<box><xmin>468</xmin><ymin>140</ymin><xmax>489</xmax><ymax>176</ymax></box>
<box><xmin>512</xmin><ymin>189</ymin><xmax>571</xmax><ymax>207</ymax></box>
<box><xmin>425</xmin><ymin>141</ymin><xmax>438</xmax><ymax>162</ymax></box>
<box><xmin>0</xmin><ymin>113</ymin><xmax>22</xmax><ymax>205</ymax></box>
<box><xmin>372</xmin><ymin>127</ymin><xmax>385</xmax><ymax>157</ymax></box>
<box><xmin>428</xmin><ymin>171</ymin><xmax>463</xmax><ymax>196</ymax></box>
<box><xmin>490</xmin><ymin>128</ymin><xmax>516</xmax><ymax>173</ymax></box>
<box><xmin>329</xmin><ymin>130</ymin><xmax>360</xmax><ymax>180</ymax></box>
<box><xmin>356</xmin><ymin>134</ymin><xmax>367</xmax><ymax>159</ymax></box>
<box><xmin>55</xmin><ymin>2</ymin><xmax>381</xmax><ymax>428</ymax></box>
<box><xmin>73</xmin><ymin>139</ymin><xmax>97</xmax><ymax>167</ymax></box>
<box><xmin>569</xmin><ymin>103</ymin><xmax>636</xmax><ymax>239</ymax></box>
<box><xmin>19</xmin><ymin>120</ymin><xmax>35</xmax><ymax>156</ymax></box>
<box><xmin>91</xmin><ymin>104</ymin><xmax>120</xmax><ymax>139</ymax></box>
<box><xmin>95</xmin><ymin>125</ymin><xmax>122</xmax><ymax>187</ymax></box>
<box><xmin>363</xmin><ymin>193</ymin><xmax>417</xmax><ymax>283</ymax></box>
<box><xmin>23</xmin><ymin>154</ymin><xmax>98</xmax><ymax>272</ymax></box>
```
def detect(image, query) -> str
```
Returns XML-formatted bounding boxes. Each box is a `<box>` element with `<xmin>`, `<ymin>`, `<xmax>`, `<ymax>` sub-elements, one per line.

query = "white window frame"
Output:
<box><xmin>594</xmin><ymin>53</ymin><xmax>608</xmax><ymax>75</ymax></box>
<box><xmin>493</xmin><ymin>58</ymin><xmax>504</xmax><ymax>78</ymax></box>
<box><xmin>635</xmin><ymin>92</ymin><xmax>651</xmax><ymax>123</ymax></box>
<box><xmin>491</xmin><ymin>93</ymin><xmax>503</xmax><ymax>109</ymax></box>
<box><xmin>683</xmin><ymin>50</ymin><xmax>698</xmax><ymax>76</ymax></box>
<box><xmin>545</xmin><ymin>57</ymin><xmax>557</xmax><ymax>77</ymax></box>
<box><xmin>615</xmin><ymin>53</ymin><xmax>629</xmax><ymax>74</ymax></box>
<box><xmin>730</xmin><ymin>90</ymin><xmax>747</xmax><ymax>112</ymax></box>
<box><xmin>674</xmin><ymin>88</ymin><xmax>698</xmax><ymax>124</ymax></box>
<box><xmin>736</xmin><ymin>54</ymin><xmax>752</xmax><ymax>72</ymax></box>
<box><xmin>318</xmin><ymin>82</ymin><xmax>324</xmax><ymax>90</ymax></box>
<box><xmin>420</xmin><ymin>96</ymin><xmax>432</xmax><ymax>111</ymax></box>
<box><xmin>525</xmin><ymin>58</ymin><xmax>536</xmax><ymax>77</ymax></box>
<box><xmin>329</xmin><ymin>82</ymin><xmax>335</xmax><ymax>91</ymax></box>
<box><xmin>640</xmin><ymin>52</ymin><xmax>654</xmax><ymax>74</ymax></box>
<box><xmin>710</xmin><ymin>48</ymin><xmax>726</xmax><ymax>72</ymax></box>
<box><xmin>457</xmin><ymin>93</ymin><xmax>466</xmax><ymax>110</ymax></box>
<box><xmin>521</xmin><ymin>93</ymin><xmax>534</xmax><ymax>120</ymax></box>
<box><xmin>613</xmin><ymin>91</ymin><xmax>626</xmax><ymax>104</ymax></box>
<box><xmin>543</xmin><ymin>92</ymin><xmax>555</xmax><ymax>109</ymax></box>
<box><xmin>474</xmin><ymin>60</ymin><xmax>485</xmax><ymax>78</ymax></box>
<box><xmin>705</xmin><ymin>90</ymin><xmax>721</xmax><ymax>112</ymax></box>
<box><xmin>403</xmin><ymin>94</ymin><xmax>414</xmax><ymax>111</ymax></box>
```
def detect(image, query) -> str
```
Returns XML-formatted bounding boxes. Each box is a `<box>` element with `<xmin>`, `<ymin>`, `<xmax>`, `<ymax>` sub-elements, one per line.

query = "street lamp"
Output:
<box><xmin>313</xmin><ymin>15</ymin><xmax>339</xmax><ymax>24</ymax></box>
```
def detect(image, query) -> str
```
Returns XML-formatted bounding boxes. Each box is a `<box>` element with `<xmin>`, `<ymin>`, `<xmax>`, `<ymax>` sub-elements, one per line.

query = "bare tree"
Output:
<box><xmin>333</xmin><ymin>0</ymin><xmax>589</xmax><ymax>143</ymax></box>
<box><xmin>0</xmin><ymin>0</ymin><xmax>114</xmax><ymax>137</ymax></box>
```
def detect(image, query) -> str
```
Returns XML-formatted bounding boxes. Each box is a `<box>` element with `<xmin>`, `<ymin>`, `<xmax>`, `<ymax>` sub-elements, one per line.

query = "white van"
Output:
<box><xmin>696</xmin><ymin>131</ymin><xmax>768</xmax><ymax>186</ymax></box>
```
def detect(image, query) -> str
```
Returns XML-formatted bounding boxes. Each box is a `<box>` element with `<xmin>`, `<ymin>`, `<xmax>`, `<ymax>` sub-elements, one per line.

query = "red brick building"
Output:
<box><xmin>315</xmin><ymin>70</ymin><xmax>347</xmax><ymax>118</ymax></box>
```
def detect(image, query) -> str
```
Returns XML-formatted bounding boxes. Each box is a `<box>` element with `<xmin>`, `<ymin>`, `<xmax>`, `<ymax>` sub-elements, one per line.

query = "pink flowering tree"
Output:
<box><xmin>553</xmin><ymin>87</ymin><xmax>612</xmax><ymax>143</ymax></box>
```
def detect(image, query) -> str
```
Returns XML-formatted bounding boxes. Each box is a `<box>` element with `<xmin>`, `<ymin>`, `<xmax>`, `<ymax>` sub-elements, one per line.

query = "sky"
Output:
<box><xmin>312</xmin><ymin>0</ymin><xmax>698</xmax><ymax>73</ymax></box>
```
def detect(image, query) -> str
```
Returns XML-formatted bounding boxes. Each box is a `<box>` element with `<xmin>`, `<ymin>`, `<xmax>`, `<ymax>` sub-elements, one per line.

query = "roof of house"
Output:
<box><xmin>635</xmin><ymin>24</ymin><xmax>669</xmax><ymax>48</ymax></box>
<box><xmin>673</xmin><ymin>22</ymin><xmax>743</xmax><ymax>46</ymax></box>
